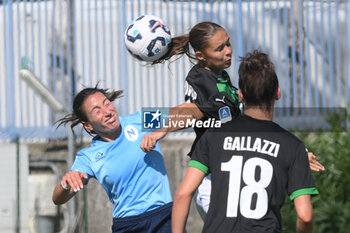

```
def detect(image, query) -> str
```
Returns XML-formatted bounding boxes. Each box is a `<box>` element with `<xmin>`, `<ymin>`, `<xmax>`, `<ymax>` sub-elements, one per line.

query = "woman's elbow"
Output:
<box><xmin>298</xmin><ymin>210</ymin><xmax>314</xmax><ymax>224</ymax></box>
<box><xmin>174</xmin><ymin>189</ymin><xmax>193</xmax><ymax>204</ymax></box>
<box><xmin>52</xmin><ymin>192</ymin><xmax>70</xmax><ymax>205</ymax></box>
<box><xmin>52</xmin><ymin>196</ymin><xmax>63</xmax><ymax>205</ymax></box>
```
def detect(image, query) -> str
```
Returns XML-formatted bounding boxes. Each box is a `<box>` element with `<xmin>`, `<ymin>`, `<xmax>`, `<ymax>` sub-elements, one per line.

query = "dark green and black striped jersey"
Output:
<box><xmin>184</xmin><ymin>64</ymin><xmax>242</xmax><ymax>156</ymax></box>
<box><xmin>189</xmin><ymin>115</ymin><xmax>318</xmax><ymax>233</ymax></box>
<box><xmin>184</xmin><ymin>64</ymin><xmax>241</xmax><ymax>120</ymax></box>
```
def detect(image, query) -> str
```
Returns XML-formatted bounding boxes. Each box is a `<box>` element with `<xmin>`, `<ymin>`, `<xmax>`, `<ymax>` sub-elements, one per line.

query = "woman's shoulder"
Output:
<box><xmin>123</xmin><ymin>111</ymin><xmax>142</xmax><ymax>120</ymax></box>
<box><xmin>186</xmin><ymin>64</ymin><xmax>217</xmax><ymax>84</ymax></box>
<box><xmin>119</xmin><ymin>112</ymin><xmax>143</xmax><ymax>131</ymax></box>
<box><xmin>120</xmin><ymin>111</ymin><xmax>142</xmax><ymax>124</ymax></box>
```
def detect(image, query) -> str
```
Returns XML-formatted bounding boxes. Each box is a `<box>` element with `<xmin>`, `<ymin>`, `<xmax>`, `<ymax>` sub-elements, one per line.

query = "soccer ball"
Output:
<box><xmin>124</xmin><ymin>15</ymin><xmax>172</xmax><ymax>62</ymax></box>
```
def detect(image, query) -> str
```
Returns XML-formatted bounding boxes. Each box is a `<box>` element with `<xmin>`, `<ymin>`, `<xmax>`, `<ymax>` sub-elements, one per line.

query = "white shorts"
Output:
<box><xmin>194</xmin><ymin>174</ymin><xmax>211</xmax><ymax>221</ymax></box>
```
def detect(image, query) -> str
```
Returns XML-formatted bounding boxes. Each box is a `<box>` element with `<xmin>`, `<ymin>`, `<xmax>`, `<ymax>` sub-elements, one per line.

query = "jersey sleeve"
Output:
<box><xmin>71</xmin><ymin>151</ymin><xmax>95</xmax><ymax>181</ymax></box>
<box><xmin>124</xmin><ymin>111</ymin><xmax>143</xmax><ymax>127</ymax></box>
<box><xmin>188</xmin><ymin>132</ymin><xmax>210</xmax><ymax>174</ymax></box>
<box><xmin>287</xmin><ymin>143</ymin><xmax>319</xmax><ymax>200</ymax></box>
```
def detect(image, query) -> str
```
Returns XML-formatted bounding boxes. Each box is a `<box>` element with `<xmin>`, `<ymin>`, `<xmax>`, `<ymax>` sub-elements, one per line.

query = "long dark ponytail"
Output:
<box><xmin>152</xmin><ymin>21</ymin><xmax>224</xmax><ymax>64</ymax></box>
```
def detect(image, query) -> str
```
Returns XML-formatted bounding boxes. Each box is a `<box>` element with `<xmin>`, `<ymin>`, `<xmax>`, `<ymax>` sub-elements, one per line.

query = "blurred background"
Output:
<box><xmin>0</xmin><ymin>0</ymin><xmax>349</xmax><ymax>232</ymax></box>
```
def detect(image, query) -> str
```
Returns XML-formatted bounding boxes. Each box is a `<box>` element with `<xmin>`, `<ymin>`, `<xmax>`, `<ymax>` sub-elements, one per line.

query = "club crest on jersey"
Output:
<box><xmin>124</xmin><ymin>125</ymin><xmax>139</xmax><ymax>141</ymax></box>
<box><xmin>219</xmin><ymin>106</ymin><xmax>232</xmax><ymax>123</ymax></box>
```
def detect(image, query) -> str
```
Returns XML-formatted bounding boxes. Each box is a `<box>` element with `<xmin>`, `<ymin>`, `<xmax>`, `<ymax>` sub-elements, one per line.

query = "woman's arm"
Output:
<box><xmin>52</xmin><ymin>170</ymin><xmax>88</xmax><ymax>205</ymax></box>
<box><xmin>140</xmin><ymin>103</ymin><xmax>204</xmax><ymax>152</ymax></box>
<box><xmin>172</xmin><ymin>167</ymin><xmax>206</xmax><ymax>233</ymax></box>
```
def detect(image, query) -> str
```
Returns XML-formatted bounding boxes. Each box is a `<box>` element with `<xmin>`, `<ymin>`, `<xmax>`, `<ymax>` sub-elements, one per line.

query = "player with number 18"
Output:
<box><xmin>172</xmin><ymin>50</ymin><xmax>318</xmax><ymax>233</ymax></box>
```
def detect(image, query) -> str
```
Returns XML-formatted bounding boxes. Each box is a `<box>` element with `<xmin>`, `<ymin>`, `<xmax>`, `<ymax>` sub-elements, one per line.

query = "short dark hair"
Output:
<box><xmin>238</xmin><ymin>50</ymin><xmax>279</xmax><ymax>109</ymax></box>
<box><xmin>56</xmin><ymin>84</ymin><xmax>123</xmax><ymax>135</ymax></box>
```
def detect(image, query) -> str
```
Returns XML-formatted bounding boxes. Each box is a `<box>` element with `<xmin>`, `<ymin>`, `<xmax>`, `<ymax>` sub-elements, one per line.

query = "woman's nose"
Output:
<box><xmin>226</xmin><ymin>45</ymin><xmax>232</xmax><ymax>54</ymax></box>
<box><xmin>101</xmin><ymin>106</ymin><xmax>110</xmax><ymax>115</ymax></box>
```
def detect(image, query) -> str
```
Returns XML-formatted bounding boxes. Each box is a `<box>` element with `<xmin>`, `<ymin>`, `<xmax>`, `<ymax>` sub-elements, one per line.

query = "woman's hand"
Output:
<box><xmin>308</xmin><ymin>152</ymin><xmax>325</xmax><ymax>172</ymax></box>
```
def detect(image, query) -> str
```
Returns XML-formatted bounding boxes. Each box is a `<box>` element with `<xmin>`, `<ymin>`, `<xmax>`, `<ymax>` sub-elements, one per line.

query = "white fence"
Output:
<box><xmin>1</xmin><ymin>0</ymin><xmax>349</xmax><ymax>141</ymax></box>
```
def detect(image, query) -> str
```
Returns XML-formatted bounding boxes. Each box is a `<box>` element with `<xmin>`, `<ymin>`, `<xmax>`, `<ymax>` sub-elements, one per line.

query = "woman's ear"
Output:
<box><xmin>276</xmin><ymin>87</ymin><xmax>281</xmax><ymax>100</ymax></box>
<box><xmin>195</xmin><ymin>50</ymin><xmax>205</xmax><ymax>62</ymax></box>
<box><xmin>82</xmin><ymin>121</ymin><xmax>93</xmax><ymax>132</ymax></box>
<box><xmin>238</xmin><ymin>89</ymin><xmax>244</xmax><ymax>102</ymax></box>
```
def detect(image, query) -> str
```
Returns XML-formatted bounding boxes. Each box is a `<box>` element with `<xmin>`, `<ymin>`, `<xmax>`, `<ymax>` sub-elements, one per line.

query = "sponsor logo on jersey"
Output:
<box><xmin>95</xmin><ymin>152</ymin><xmax>104</xmax><ymax>162</ymax></box>
<box><xmin>219</xmin><ymin>106</ymin><xmax>232</xmax><ymax>123</ymax></box>
<box><xmin>124</xmin><ymin>125</ymin><xmax>139</xmax><ymax>141</ymax></box>
<box><xmin>215</xmin><ymin>96</ymin><xmax>226</xmax><ymax>103</ymax></box>
<box><xmin>184</xmin><ymin>81</ymin><xmax>197</xmax><ymax>101</ymax></box>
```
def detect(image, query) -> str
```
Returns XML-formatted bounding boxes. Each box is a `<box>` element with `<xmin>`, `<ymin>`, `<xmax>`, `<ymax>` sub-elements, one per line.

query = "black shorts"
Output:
<box><xmin>112</xmin><ymin>202</ymin><xmax>173</xmax><ymax>233</ymax></box>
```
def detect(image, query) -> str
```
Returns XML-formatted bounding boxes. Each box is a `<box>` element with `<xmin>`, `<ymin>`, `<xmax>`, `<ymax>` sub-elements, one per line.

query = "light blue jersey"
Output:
<box><xmin>71</xmin><ymin>111</ymin><xmax>172</xmax><ymax>218</ymax></box>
